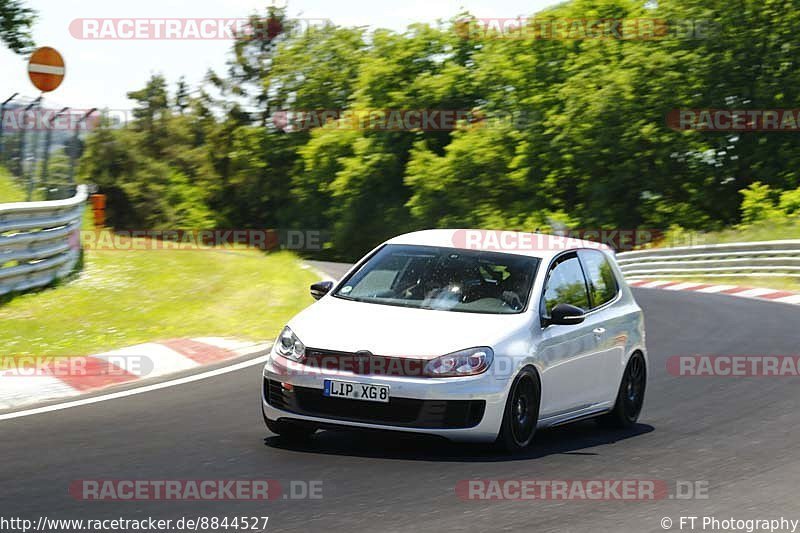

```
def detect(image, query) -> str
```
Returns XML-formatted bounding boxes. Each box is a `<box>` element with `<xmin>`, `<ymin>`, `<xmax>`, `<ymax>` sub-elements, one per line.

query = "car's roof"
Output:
<box><xmin>385</xmin><ymin>229</ymin><xmax>614</xmax><ymax>261</ymax></box>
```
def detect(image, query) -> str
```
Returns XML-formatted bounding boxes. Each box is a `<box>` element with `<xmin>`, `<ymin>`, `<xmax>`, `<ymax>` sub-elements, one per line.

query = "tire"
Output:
<box><xmin>265</xmin><ymin>418</ymin><xmax>316</xmax><ymax>441</ymax></box>
<box><xmin>495</xmin><ymin>368</ymin><xmax>541</xmax><ymax>453</ymax></box>
<box><xmin>598</xmin><ymin>352</ymin><xmax>646</xmax><ymax>428</ymax></box>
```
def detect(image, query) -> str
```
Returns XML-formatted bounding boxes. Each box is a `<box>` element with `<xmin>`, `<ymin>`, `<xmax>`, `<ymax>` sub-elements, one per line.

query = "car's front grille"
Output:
<box><xmin>302</xmin><ymin>348</ymin><xmax>429</xmax><ymax>377</ymax></box>
<box><xmin>264</xmin><ymin>378</ymin><xmax>485</xmax><ymax>429</ymax></box>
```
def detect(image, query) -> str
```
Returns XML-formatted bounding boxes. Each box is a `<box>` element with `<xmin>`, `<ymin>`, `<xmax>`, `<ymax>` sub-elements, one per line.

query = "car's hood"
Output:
<box><xmin>287</xmin><ymin>296</ymin><xmax>531</xmax><ymax>359</ymax></box>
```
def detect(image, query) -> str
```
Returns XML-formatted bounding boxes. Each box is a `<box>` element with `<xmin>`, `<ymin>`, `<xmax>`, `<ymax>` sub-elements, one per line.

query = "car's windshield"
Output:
<box><xmin>334</xmin><ymin>244</ymin><xmax>540</xmax><ymax>314</ymax></box>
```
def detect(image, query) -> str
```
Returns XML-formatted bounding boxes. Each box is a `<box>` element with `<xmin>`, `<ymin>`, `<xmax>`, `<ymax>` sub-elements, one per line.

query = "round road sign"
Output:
<box><xmin>28</xmin><ymin>46</ymin><xmax>65</xmax><ymax>92</ymax></box>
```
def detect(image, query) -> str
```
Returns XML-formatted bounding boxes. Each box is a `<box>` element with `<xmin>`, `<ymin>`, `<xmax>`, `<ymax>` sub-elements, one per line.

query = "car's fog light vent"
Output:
<box><xmin>266</xmin><ymin>379</ymin><xmax>290</xmax><ymax>410</ymax></box>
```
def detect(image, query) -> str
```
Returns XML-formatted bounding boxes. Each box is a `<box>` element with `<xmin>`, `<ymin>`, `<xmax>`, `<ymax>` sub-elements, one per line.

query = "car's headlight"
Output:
<box><xmin>274</xmin><ymin>326</ymin><xmax>305</xmax><ymax>362</ymax></box>
<box><xmin>424</xmin><ymin>347</ymin><xmax>493</xmax><ymax>377</ymax></box>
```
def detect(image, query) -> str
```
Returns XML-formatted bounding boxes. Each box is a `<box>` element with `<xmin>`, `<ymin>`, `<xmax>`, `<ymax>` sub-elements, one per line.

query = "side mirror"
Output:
<box><xmin>548</xmin><ymin>303</ymin><xmax>586</xmax><ymax>326</ymax></box>
<box><xmin>310</xmin><ymin>280</ymin><xmax>334</xmax><ymax>300</ymax></box>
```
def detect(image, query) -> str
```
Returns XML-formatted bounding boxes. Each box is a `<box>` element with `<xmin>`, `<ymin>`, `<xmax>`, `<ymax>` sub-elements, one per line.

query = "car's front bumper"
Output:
<box><xmin>261</xmin><ymin>353</ymin><xmax>509</xmax><ymax>443</ymax></box>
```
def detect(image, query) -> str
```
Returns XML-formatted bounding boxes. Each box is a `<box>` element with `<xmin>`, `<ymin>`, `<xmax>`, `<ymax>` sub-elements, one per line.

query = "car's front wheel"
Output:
<box><xmin>496</xmin><ymin>368</ymin><xmax>540</xmax><ymax>453</ymax></box>
<box><xmin>265</xmin><ymin>418</ymin><xmax>316</xmax><ymax>441</ymax></box>
<box><xmin>598</xmin><ymin>352</ymin><xmax>646</xmax><ymax>428</ymax></box>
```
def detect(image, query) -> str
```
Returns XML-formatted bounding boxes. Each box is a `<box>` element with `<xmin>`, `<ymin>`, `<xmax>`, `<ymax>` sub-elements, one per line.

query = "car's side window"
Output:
<box><xmin>541</xmin><ymin>255</ymin><xmax>590</xmax><ymax>317</ymax></box>
<box><xmin>578</xmin><ymin>250</ymin><xmax>619</xmax><ymax>309</ymax></box>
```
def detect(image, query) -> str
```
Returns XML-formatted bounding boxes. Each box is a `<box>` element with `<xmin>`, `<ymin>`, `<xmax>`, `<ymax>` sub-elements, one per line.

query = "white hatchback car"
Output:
<box><xmin>262</xmin><ymin>229</ymin><xmax>647</xmax><ymax>452</ymax></box>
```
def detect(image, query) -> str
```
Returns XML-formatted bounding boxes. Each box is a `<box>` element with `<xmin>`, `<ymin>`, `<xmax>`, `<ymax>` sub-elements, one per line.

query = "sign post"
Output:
<box><xmin>24</xmin><ymin>47</ymin><xmax>66</xmax><ymax>199</ymax></box>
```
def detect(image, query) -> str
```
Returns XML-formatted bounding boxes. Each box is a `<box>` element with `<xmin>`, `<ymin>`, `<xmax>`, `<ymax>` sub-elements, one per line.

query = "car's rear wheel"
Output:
<box><xmin>598</xmin><ymin>352</ymin><xmax>646</xmax><ymax>428</ymax></box>
<box><xmin>496</xmin><ymin>368</ymin><xmax>540</xmax><ymax>453</ymax></box>
<box><xmin>265</xmin><ymin>418</ymin><xmax>316</xmax><ymax>440</ymax></box>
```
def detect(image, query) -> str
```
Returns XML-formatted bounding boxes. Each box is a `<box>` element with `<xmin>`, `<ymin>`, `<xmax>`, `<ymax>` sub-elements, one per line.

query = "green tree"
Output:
<box><xmin>78</xmin><ymin>0</ymin><xmax>800</xmax><ymax>255</ymax></box>
<box><xmin>0</xmin><ymin>0</ymin><xmax>35</xmax><ymax>53</ymax></box>
<box><xmin>174</xmin><ymin>76</ymin><xmax>190</xmax><ymax>115</ymax></box>
<box><xmin>127</xmin><ymin>74</ymin><xmax>170</xmax><ymax>154</ymax></box>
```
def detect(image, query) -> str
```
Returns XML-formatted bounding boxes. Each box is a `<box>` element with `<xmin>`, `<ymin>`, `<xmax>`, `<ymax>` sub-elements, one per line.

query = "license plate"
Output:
<box><xmin>323</xmin><ymin>379</ymin><xmax>390</xmax><ymax>403</ymax></box>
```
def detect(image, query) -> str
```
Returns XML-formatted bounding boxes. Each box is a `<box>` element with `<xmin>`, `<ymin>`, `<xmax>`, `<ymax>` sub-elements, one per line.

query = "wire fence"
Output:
<box><xmin>0</xmin><ymin>92</ymin><xmax>98</xmax><ymax>202</ymax></box>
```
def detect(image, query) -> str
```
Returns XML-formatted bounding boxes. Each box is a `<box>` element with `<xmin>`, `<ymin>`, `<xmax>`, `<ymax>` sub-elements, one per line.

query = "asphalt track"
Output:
<box><xmin>2</xmin><ymin>261</ymin><xmax>800</xmax><ymax>532</ymax></box>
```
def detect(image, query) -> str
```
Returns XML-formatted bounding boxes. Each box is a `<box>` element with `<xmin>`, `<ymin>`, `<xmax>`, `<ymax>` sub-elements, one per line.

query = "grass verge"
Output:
<box><xmin>0</xmin><ymin>166</ymin><xmax>26</xmax><ymax>202</ymax></box>
<box><xmin>0</xmin><ymin>246</ymin><xmax>318</xmax><ymax>356</ymax></box>
<box><xmin>662</xmin><ymin>219</ymin><xmax>800</xmax><ymax>247</ymax></box>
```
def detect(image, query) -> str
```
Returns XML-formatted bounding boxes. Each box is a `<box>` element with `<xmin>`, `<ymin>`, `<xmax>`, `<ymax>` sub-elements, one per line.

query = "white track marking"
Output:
<box><xmin>696</xmin><ymin>285</ymin><xmax>737</xmax><ymax>293</ymax></box>
<box><xmin>191</xmin><ymin>337</ymin><xmax>251</xmax><ymax>350</ymax></box>
<box><xmin>92</xmin><ymin>342</ymin><xmax>198</xmax><ymax>377</ymax></box>
<box><xmin>664</xmin><ymin>282</ymin><xmax>704</xmax><ymax>291</ymax></box>
<box><xmin>639</xmin><ymin>280</ymin><xmax>675</xmax><ymax>288</ymax></box>
<box><xmin>631</xmin><ymin>280</ymin><xmax>800</xmax><ymax>306</ymax></box>
<box><xmin>301</xmin><ymin>262</ymin><xmax>337</xmax><ymax>282</ymax></box>
<box><xmin>0</xmin><ymin>354</ymin><xmax>269</xmax><ymax>421</ymax></box>
<box><xmin>774</xmin><ymin>295</ymin><xmax>800</xmax><ymax>304</ymax></box>
<box><xmin>0</xmin><ymin>376</ymin><xmax>79</xmax><ymax>410</ymax></box>
<box><xmin>731</xmin><ymin>288</ymin><xmax>779</xmax><ymax>298</ymax></box>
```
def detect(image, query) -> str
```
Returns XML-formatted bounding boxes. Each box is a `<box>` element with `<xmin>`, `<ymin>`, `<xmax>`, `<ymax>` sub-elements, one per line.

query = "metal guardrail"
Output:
<box><xmin>0</xmin><ymin>185</ymin><xmax>87</xmax><ymax>295</ymax></box>
<box><xmin>616</xmin><ymin>240</ymin><xmax>800</xmax><ymax>278</ymax></box>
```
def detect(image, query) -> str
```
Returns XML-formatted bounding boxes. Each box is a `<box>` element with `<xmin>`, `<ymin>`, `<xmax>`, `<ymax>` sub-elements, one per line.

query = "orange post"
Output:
<box><xmin>89</xmin><ymin>193</ymin><xmax>106</xmax><ymax>228</ymax></box>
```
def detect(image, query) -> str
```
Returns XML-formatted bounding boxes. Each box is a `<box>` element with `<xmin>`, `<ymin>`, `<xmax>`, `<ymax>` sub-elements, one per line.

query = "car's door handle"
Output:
<box><xmin>593</xmin><ymin>327</ymin><xmax>606</xmax><ymax>336</ymax></box>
